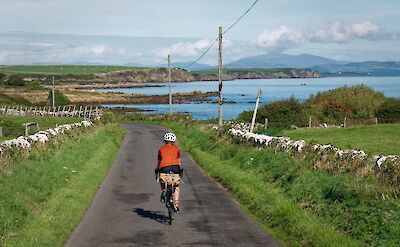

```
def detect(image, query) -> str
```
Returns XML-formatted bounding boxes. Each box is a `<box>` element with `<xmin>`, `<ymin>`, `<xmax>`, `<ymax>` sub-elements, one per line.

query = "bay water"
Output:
<box><xmin>100</xmin><ymin>77</ymin><xmax>400</xmax><ymax>120</ymax></box>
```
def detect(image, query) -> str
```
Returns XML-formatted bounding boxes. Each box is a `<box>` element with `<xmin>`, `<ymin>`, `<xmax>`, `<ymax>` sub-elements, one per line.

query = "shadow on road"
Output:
<box><xmin>132</xmin><ymin>208</ymin><xmax>170</xmax><ymax>225</ymax></box>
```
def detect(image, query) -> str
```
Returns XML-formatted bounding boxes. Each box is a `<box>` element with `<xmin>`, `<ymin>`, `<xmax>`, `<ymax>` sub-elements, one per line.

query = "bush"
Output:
<box><xmin>376</xmin><ymin>98</ymin><xmax>400</xmax><ymax>123</ymax></box>
<box><xmin>25</xmin><ymin>81</ymin><xmax>44</xmax><ymax>90</ymax></box>
<box><xmin>47</xmin><ymin>89</ymin><xmax>70</xmax><ymax>106</ymax></box>
<box><xmin>238</xmin><ymin>97</ymin><xmax>307</xmax><ymax>129</ymax></box>
<box><xmin>305</xmin><ymin>85</ymin><xmax>385</xmax><ymax>122</ymax></box>
<box><xmin>2</xmin><ymin>75</ymin><xmax>25</xmax><ymax>87</ymax></box>
<box><xmin>0</xmin><ymin>73</ymin><xmax>6</xmax><ymax>82</ymax></box>
<box><xmin>101</xmin><ymin>111</ymin><xmax>117</xmax><ymax>124</ymax></box>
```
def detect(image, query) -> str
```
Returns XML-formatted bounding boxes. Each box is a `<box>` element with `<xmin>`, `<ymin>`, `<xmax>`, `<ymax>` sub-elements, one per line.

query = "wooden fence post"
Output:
<box><xmin>84</xmin><ymin>106</ymin><xmax>87</xmax><ymax>120</ymax></box>
<box><xmin>95</xmin><ymin>106</ymin><xmax>99</xmax><ymax>119</ymax></box>
<box><xmin>344</xmin><ymin>117</ymin><xmax>347</xmax><ymax>128</ymax></box>
<box><xmin>309</xmin><ymin>116</ymin><xmax>312</xmax><ymax>128</ymax></box>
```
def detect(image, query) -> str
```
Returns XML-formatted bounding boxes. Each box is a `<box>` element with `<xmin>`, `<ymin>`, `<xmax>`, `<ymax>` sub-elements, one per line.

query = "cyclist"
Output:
<box><xmin>155</xmin><ymin>132</ymin><xmax>183</xmax><ymax>211</ymax></box>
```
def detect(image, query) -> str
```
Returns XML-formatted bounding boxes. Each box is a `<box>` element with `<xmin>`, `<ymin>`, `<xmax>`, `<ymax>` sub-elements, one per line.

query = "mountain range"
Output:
<box><xmin>176</xmin><ymin>53</ymin><xmax>400</xmax><ymax>76</ymax></box>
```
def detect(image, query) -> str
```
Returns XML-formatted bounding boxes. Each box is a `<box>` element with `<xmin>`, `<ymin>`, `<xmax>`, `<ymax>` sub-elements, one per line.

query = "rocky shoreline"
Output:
<box><xmin>32</xmin><ymin>67</ymin><xmax>320</xmax><ymax>85</ymax></box>
<box><xmin>0</xmin><ymin>88</ymin><xmax>217</xmax><ymax>105</ymax></box>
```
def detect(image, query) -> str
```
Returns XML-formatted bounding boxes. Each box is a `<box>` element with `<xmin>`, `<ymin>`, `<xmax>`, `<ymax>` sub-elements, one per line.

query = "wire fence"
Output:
<box><xmin>0</xmin><ymin>105</ymin><xmax>103</xmax><ymax>120</ymax></box>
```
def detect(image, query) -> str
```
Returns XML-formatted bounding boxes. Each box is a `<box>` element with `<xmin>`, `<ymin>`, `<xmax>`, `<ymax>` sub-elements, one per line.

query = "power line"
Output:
<box><xmin>183</xmin><ymin>0</ymin><xmax>260</xmax><ymax>69</ymax></box>
<box><xmin>182</xmin><ymin>37</ymin><xmax>218</xmax><ymax>69</ymax></box>
<box><xmin>149</xmin><ymin>58</ymin><xmax>168</xmax><ymax>68</ymax></box>
<box><xmin>223</xmin><ymin>0</ymin><xmax>260</xmax><ymax>35</ymax></box>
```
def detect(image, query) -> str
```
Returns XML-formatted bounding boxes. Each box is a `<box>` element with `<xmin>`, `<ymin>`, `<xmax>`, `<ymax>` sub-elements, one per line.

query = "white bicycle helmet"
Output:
<box><xmin>164</xmin><ymin>132</ymin><xmax>176</xmax><ymax>142</ymax></box>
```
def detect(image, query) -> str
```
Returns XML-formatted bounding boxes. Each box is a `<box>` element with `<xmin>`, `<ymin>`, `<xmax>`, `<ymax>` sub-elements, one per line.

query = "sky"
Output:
<box><xmin>0</xmin><ymin>0</ymin><xmax>399</xmax><ymax>65</ymax></box>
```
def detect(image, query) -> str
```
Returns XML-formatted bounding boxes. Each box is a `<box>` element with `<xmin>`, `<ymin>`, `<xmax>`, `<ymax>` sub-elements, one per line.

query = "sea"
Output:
<box><xmin>100</xmin><ymin>76</ymin><xmax>400</xmax><ymax>120</ymax></box>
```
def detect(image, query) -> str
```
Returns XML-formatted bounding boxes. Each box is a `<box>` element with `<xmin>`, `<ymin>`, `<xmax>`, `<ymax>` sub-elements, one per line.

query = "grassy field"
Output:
<box><xmin>0</xmin><ymin>65</ymin><xmax>143</xmax><ymax>75</ymax></box>
<box><xmin>0</xmin><ymin>93</ymin><xmax>32</xmax><ymax>106</ymax></box>
<box><xmin>280</xmin><ymin>124</ymin><xmax>400</xmax><ymax>155</ymax></box>
<box><xmin>0</xmin><ymin>124</ymin><xmax>124</xmax><ymax>246</ymax></box>
<box><xmin>0</xmin><ymin>116</ymin><xmax>83</xmax><ymax>141</ymax></box>
<box><xmin>146</xmin><ymin>120</ymin><xmax>400</xmax><ymax>247</ymax></box>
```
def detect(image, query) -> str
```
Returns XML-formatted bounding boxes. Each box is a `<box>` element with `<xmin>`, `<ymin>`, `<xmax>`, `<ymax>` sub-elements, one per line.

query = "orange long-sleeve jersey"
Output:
<box><xmin>158</xmin><ymin>143</ymin><xmax>181</xmax><ymax>169</ymax></box>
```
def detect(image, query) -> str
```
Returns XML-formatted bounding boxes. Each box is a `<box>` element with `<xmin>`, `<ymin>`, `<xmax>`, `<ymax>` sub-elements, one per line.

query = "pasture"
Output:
<box><xmin>281</xmin><ymin>124</ymin><xmax>400</xmax><ymax>155</ymax></box>
<box><xmin>0</xmin><ymin>65</ymin><xmax>143</xmax><ymax>75</ymax></box>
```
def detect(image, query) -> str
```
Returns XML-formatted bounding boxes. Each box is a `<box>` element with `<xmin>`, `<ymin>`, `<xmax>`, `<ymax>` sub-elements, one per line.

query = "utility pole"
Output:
<box><xmin>168</xmin><ymin>54</ymin><xmax>172</xmax><ymax>118</ymax></box>
<box><xmin>250</xmin><ymin>89</ymin><xmax>263</xmax><ymax>133</ymax></box>
<box><xmin>218</xmin><ymin>26</ymin><xmax>223</xmax><ymax>128</ymax></box>
<box><xmin>52</xmin><ymin>76</ymin><xmax>55</xmax><ymax>109</ymax></box>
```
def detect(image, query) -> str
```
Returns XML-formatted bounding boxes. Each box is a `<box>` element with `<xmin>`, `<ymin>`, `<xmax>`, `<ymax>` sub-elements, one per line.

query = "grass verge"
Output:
<box><xmin>151</xmin><ymin>121</ymin><xmax>399</xmax><ymax>247</ymax></box>
<box><xmin>0</xmin><ymin>124</ymin><xmax>125</xmax><ymax>246</ymax></box>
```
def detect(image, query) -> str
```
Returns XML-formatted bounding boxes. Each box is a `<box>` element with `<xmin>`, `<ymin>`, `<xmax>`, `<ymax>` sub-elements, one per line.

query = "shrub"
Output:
<box><xmin>101</xmin><ymin>111</ymin><xmax>117</xmax><ymax>124</ymax></box>
<box><xmin>239</xmin><ymin>97</ymin><xmax>307</xmax><ymax>129</ymax></box>
<box><xmin>0</xmin><ymin>73</ymin><xmax>6</xmax><ymax>82</ymax></box>
<box><xmin>305</xmin><ymin>85</ymin><xmax>385</xmax><ymax>122</ymax></box>
<box><xmin>376</xmin><ymin>98</ymin><xmax>400</xmax><ymax>123</ymax></box>
<box><xmin>26</xmin><ymin>81</ymin><xmax>43</xmax><ymax>90</ymax></box>
<box><xmin>3</xmin><ymin>75</ymin><xmax>25</xmax><ymax>87</ymax></box>
<box><xmin>265</xmin><ymin>98</ymin><xmax>307</xmax><ymax>128</ymax></box>
<box><xmin>47</xmin><ymin>89</ymin><xmax>70</xmax><ymax>106</ymax></box>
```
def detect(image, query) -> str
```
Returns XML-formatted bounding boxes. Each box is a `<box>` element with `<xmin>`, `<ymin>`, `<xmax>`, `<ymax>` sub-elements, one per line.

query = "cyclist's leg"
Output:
<box><xmin>173</xmin><ymin>174</ymin><xmax>181</xmax><ymax>208</ymax></box>
<box><xmin>159</xmin><ymin>173</ymin><xmax>167</xmax><ymax>203</ymax></box>
<box><xmin>174</xmin><ymin>186</ymin><xmax>180</xmax><ymax>207</ymax></box>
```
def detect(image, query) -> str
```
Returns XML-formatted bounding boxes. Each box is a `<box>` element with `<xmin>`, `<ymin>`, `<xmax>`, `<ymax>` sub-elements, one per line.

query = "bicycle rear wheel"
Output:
<box><xmin>168</xmin><ymin>206</ymin><xmax>174</xmax><ymax>225</ymax></box>
<box><xmin>166</xmin><ymin>188</ymin><xmax>174</xmax><ymax>225</ymax></box>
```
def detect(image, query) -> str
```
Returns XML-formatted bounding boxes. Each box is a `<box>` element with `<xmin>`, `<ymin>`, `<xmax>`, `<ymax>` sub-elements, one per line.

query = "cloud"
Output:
<box><xmin>256</xmin><ymin>25</ymin><xmax>303</xmax><ymax>52</ymax></box>
<box><xmin>65</xmin><ymin>44</ymin><xmax>107</xmax><ymax>57</ymax></box>
<box><xmin>90</xmin><ymin>44</ymin><xmax>106</xmax><ymax>56</ymax></box>
<box><xmin>309</xmin><ymin>21</ymin><xmax>387</xmax><ymax>43</ymax></box>
<box><xmin>255</xmin><ymin>21</ymin><xmax>395</xmax><ymax>53</ymax></box>
<box><xmin>157</xmin><ymin>39</ymin><xmax>213</xmax><ymax>58</ymax></box>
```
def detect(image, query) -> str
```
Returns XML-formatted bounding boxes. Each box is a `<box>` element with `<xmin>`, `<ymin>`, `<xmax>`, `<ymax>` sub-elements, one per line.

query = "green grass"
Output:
<box><xmin>0</xmin><ymin>124</ymin><xmax>125</xmax><ymax>246</ymax></box>
<box><xmin>0</xmin><ymin>116</ymin><xmax>83</xmax><ymax>141</ymax></box>
<box><xmin>0</xmin><ymin>65</ymin><xmax>143</xmax><ymax>75</ymax></box>
<box><xmin>280</xmin><ymin>124</ymin><xmax>400</xmax><ymax>155</ymax></box>
<box><xmin>147</xmin><ymin>120</ymin><xmax>400</xmax><ymax>246</ymax></box>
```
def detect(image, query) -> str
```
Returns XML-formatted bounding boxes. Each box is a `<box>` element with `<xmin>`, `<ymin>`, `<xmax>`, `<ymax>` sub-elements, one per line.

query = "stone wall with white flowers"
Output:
<box><xmin>226</xmin><ymin>122</ymin><xmax>399</xmax><ymax>185</ymax></box>
<box><xmin>0</xmin><ymin>120</ymin><xmax>93</xmax><ymax>156</ymax></box>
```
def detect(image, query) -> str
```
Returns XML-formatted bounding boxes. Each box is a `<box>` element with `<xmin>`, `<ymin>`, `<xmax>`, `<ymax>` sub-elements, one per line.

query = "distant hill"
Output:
<box><xmin>226</xmin><ymin>53</ymin><xmax>346</xmax><ymax>69</ymax></box>
<box><xmin>170</xmin><ymin>62</ymin><xmax>213</xmax><ymax>71</ymax></box>
<box><xmin>122</xmin><ymin>62</ymin><xmax>145</xmax><ymax>67</ymax></box>
<box><xmin>148</xmin><ymin>62</ymin><xmax>212</xmax><ymax>71</ymax></box>
<box><xmin>312</xmin><ymin>61</ymin><xmax>400</xmax><ymax>76</ymax></box>
<box><xmin>226</xmin><ymin>53</ymin><xmax>400</xmax><ymax>76</ymax></box>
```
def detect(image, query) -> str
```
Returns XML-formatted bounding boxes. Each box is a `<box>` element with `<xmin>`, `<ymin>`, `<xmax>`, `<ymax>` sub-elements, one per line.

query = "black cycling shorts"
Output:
<box><xmin>158</xmin><ymin>165</ymin><xmax>181</xmax><ymax>174</ymax></box>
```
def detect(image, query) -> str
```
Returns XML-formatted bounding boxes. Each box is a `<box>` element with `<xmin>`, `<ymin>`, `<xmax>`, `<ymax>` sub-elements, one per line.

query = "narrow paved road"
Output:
<box><xmin>66</xmin><ymin>124</ymin><xmax>280</xmax><ymax>247</ymax></box>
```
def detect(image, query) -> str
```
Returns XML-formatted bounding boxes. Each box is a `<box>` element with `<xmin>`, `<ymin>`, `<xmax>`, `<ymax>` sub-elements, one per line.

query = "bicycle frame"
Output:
<box><xmin>162</xmin><ymin>173</ymin><xmax>177</xmax><ymax>225</ymax></box>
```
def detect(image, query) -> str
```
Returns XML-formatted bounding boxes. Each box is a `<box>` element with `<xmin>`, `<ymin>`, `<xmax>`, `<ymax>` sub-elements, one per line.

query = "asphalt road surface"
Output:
<box><xmin>66</xmin><ymin>124</ymin><xmax>280</xmax><ymax>247</ymax></box>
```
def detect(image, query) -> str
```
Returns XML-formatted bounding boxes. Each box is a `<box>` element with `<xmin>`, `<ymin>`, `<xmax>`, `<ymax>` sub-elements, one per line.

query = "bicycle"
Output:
<box><xmin>157</xmin><ymin>172</ymin><xmax>178</xmax><ymax>225</ymax></box>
